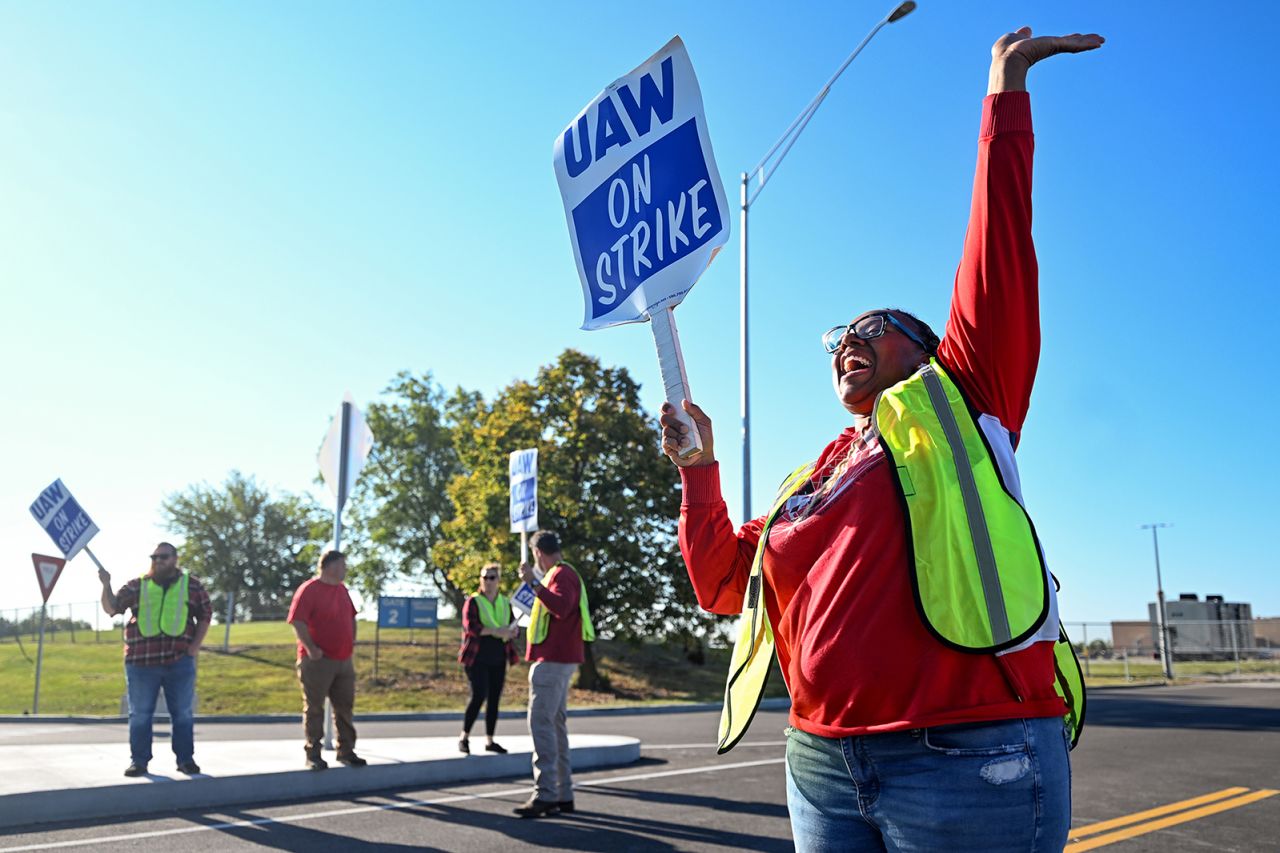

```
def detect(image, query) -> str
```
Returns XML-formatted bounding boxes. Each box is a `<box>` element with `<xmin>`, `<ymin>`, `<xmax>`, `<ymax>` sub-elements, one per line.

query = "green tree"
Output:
<box><xmin>344</xmin><ymin>372</ymin><xmax>466</xmax><ymax>608</ymax></box>
<box><xmin>161</xmin><ymin>472</ymin><xmax>329</xmax><ymax>622</ymax></box>
<box><xmin>435</xmin><ymin>349</ymin><xmax>727</xmax><ymax>690</ymax></box>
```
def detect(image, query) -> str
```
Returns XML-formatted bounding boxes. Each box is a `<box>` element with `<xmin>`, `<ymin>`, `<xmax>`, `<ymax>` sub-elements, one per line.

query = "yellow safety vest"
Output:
<box><xmin>529</xmin><ymin>563</ymin><xmax>595</xmax><ymax>644</ymax></box>
<box><xmin>474</xmin><ymin>593</ymin><xmax>511</xmax><ymax>629</ymax></box>
<box><xmin>718</xmin><ymin>360</ymin><xmax>1086</xmax><ymax>752</ymax></box>
<box><xmin>137</xmin><ymin>573</ymin><xmax>190</xmax><ymax>638</ymax></box>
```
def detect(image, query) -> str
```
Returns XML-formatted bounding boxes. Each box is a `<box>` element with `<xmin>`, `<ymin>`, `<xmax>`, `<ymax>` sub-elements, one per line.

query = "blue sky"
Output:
<box><xmin>2</xmin><ymin>1</ymin><xmax>1276</xmax><ymax>630</ymax></box>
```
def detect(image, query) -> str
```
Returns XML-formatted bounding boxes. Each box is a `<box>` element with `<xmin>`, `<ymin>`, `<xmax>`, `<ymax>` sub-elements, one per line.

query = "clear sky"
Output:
<box><xmin>3</xmin><ymin>1</ymin><xmax>1277</xmax><ymax>631</ymax></box>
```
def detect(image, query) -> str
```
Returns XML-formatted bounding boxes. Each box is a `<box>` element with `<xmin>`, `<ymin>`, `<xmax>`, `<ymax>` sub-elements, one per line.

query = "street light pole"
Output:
<box><xmin>1141</xmin><ymin>523</ymin><xmax>1174</xmax><ymax>679</ymax></box>
<box><xmin>738</xmin><ymin>1</ymin><xmax>916</xmax><ymax>522</ymax></box>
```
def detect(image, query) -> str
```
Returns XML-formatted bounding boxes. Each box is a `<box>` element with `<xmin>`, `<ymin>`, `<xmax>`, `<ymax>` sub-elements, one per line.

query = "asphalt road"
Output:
<box><xmin>1</xmin><ymin>683</ymin><xmax>1276</xmax><ymax>852</ymax></box>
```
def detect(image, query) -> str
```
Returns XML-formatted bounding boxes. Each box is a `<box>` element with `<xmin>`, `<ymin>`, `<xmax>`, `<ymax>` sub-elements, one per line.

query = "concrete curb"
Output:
<box><xmin>0</xmin><ymin>735</ymin><xmax>640</xmax><ymax>831</ymax></box>
<box><xmin>0</xmin><ymin>697</ymin><xmax>792</xmax><ymax>726</ymax></box>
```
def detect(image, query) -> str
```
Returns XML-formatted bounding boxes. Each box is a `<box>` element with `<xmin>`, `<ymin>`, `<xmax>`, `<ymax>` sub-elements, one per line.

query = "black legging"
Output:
<box><xmin>463</xmin><ymin>662</ymin><xmax>507</xmax><ymax>736</ymax></box>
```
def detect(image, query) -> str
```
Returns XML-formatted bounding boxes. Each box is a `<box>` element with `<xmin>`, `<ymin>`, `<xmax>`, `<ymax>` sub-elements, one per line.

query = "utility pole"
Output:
<box><xmin>1140</xmin><ymin>523</ymin><xmax>1174</xmax><ymax>679</ymax></box>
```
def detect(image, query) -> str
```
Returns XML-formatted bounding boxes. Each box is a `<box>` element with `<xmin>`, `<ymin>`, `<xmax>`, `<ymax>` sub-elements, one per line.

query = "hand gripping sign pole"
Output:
<box><xmin>553</xmin><ymin>37</ymin><xmax>730</xmax><ymax>454</ymax></box>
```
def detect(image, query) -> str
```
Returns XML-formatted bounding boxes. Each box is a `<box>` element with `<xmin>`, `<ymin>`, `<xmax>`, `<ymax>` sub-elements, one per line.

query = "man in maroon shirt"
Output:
<box><xmin>288</xmin><ymin>549</ymin><xmax>367</xmax><ymax>771</ymax></box>
<box><xmin>661</xmin><ymin>26</ymin><xmax>1103</xmax><ymax>853</ymax></box>
<box><xmin>514</xmin><ymin>530</ymin><xmax>589</xmax><ymax>818</ymax></box>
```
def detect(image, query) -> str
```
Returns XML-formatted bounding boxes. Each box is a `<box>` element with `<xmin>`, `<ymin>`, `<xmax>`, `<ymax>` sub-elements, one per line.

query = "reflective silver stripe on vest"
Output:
<box><xmin>919</xmin><ymin>365</ymin><xmax>1011</xmax><ymax>645</ymax></box>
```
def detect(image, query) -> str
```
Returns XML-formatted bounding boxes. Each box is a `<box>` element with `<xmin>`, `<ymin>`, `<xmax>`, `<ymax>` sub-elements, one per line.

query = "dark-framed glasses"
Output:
<box><xmin>481</xmin><ymin>574</ymin><xmax>499</xmax><ymax>581</ymax></box>
<box><xmin>822</xmin><ymin>312</ymin><xmax>928</xmax><ymax>354</ymax></box>
<box><xmin>149</xmin><ymin>552</ymin><xmax>175</xmax><ymax>561</ymax></box>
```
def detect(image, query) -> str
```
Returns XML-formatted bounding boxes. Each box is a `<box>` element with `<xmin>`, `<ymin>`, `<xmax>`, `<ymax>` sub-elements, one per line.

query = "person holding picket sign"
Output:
<box><xmin>457</xmin><ymin>563</ymin><xmax>519</xmax><ymax>755</ymax></box>
<box><xmin>661</xmin><ymin>26</ymin><xmax>1101</xmax><ymax>853</ymax></box>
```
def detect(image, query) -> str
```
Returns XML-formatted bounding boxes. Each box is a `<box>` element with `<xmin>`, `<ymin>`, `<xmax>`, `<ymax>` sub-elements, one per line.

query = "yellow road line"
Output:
<box><xmin>1069</xmin><ymin>787</ymin><xmax>1248</xmax><ymax>838</ymax></box>
<box><xmin>1065</xmin><ymin>789</ymin><xmax>1278</xmax><ymax>852</ymax></box>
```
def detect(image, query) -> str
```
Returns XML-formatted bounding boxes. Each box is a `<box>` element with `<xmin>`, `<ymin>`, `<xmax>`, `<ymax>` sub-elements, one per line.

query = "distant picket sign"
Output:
<box><xmin>28</xmin><ymin>479</ymin><xmax>99</xmax><ymax>560</ymax></box>
<box><xmin>509</xmin><ymin>448</ymin><xmax>538</xmax><ymax>533</ymax></box>
<box><xmin>553</xmin><ymin>36</ymin><xmax>730</xmax><ymax>330</ymax></box>
<box><xmin>510</xmin><ymin>581</ymin><xmax>538</xmax><ymax>619</ymax></box>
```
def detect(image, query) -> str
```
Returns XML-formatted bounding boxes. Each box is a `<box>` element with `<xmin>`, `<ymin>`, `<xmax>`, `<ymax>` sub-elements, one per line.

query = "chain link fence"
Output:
<box><xmin>0</xmin><ymin>601</ymin><xmax>124</xmax><ymax>649</ymax></box>
<box><xmin>1064</xmin><ymin>620</ymin><xmax>1279</xmax><ymax>681</ymax></box>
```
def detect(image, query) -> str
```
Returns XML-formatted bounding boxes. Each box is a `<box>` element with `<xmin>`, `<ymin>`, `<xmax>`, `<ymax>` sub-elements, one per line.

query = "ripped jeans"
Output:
<box><xmin>785</xmin><ymin>717</ymin><xmax>1071</xmax><ymax>853</ymax></box>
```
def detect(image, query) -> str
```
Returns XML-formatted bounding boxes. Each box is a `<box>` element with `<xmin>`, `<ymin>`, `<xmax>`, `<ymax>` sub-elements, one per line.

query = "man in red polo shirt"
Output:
<box><xmin>288</xmin><ymin>549</ymin><xmax>367</xmax><ymax>771</ymax></box>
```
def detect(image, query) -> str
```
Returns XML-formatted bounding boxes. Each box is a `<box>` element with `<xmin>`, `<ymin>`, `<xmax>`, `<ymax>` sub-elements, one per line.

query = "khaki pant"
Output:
<box><xmin>297</xmin><ymin>655</ymin><xmax>357</xmax><ymax>759</ymax></box>
<box><xmin>528</xmin><ymin>660</ymin><xmax>577</xmax><ymax>801</ymax></box>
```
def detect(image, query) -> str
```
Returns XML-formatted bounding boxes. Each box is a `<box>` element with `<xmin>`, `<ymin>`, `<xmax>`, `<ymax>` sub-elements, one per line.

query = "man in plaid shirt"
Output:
<box><xmin>99</xmin><ymin>542</ymin><xmax>212</xmax><ymax>777</ymax></box>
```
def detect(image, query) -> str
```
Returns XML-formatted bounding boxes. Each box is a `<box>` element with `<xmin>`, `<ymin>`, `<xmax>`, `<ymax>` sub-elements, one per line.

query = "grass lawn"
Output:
<box><xmin>4</xmin><ymin>622</ymin><xmax>1272</xmax><ymax>715</ymax></box>
<box><xmin>0</xmin><ymin>619</ymin><xmax>786</xmax><ymax>716</ymax></box>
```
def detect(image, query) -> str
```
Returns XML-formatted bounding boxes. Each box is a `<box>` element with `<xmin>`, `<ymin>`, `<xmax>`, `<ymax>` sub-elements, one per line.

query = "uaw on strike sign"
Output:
<box><xmin>553</xmin><ymin>37</ymin><xmax>729</xmax><ymax>454</ymax></box>
<box><xmin>29</xmin><ymin>479</ymin><xmax>99</xmax><ymax>560</ymax></box>
<box><xmin>554</xmin><ymin>36</ymin><xmax>728</xmax><ymax>329</ymax></box>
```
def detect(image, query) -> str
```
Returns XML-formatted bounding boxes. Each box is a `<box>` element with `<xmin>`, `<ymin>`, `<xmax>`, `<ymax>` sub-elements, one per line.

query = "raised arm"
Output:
<box><xmin>939</xmin><ymin>27</ymin><xmax>1103</xmax><ymax>434</ymax></box>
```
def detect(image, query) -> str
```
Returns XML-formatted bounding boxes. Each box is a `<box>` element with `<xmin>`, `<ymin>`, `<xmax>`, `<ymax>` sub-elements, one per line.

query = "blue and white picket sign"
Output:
<box><xmin>510</xmin><ymin>582</ymin><xmax>538</xmax><ymax>620</ymax></box>
<box><xmin>553</xmin><ymin>37</ymin><xmax>726</xmax><ymax>455</ymax></box>
<box><xmin>509</xmin><ymin>448</ymin><xmax>538</xmax><ymax>534</ymax></box>
<box><xmin>553</xmin><ymin>36</ymin><xmax>729</xmax><ymax>331</ymax></box>
<box><xmin>28</xmin><ymin>479</ymin><xmax>99</xmax><ymax>561</ymax></box>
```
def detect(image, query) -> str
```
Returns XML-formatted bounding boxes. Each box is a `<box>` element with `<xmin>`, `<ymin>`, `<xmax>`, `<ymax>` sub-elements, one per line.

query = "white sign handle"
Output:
<box><xmin>521</xmin><ymin>530</ymin><xmax>528</xmax><ymax>565</ymax></box>
<box><xmin>650</xmin><ymin>306</ymin><xmax>703</xmax><ymax>458</ymax></box>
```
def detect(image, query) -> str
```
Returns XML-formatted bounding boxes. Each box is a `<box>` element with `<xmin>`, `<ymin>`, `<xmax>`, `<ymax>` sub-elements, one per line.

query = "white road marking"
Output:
<box><xmin>0</xmin><ymin>758</ymin><xmax>786</xmax><ymax>852</ymax></box>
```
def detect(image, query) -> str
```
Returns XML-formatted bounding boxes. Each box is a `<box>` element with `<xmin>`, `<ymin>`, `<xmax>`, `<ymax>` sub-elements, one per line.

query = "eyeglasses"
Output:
<box><xmin>481</xmin><ymin>574</ymin><xmax>499</xmax><ymax>581</ymax></box>
<box><xmin>149</xmin><ymin>553</ymin><xmax>175</xmax><ymax>561</ymax></box>
<box><xmin>822</xmin><ymin>312</ymin><xmax>928</xmax><ymax>354</ymax></box>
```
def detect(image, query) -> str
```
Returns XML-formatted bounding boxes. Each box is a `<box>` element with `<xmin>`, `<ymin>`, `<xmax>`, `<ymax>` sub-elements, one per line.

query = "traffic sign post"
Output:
<box><xmin>30</xmin><ymin>554</ymin><xmax>67</xmax><ymax>715</ymax></box>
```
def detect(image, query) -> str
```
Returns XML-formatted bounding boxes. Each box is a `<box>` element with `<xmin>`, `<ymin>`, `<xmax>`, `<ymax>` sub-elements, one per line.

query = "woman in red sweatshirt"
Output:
<box><xmin>661</xmin><ymin>26</ymin><xmax>1103</xmax><ymax>853</ymax></box>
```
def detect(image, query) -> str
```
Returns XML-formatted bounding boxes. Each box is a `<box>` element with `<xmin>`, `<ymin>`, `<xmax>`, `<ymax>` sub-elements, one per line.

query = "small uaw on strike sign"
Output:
<box><xmin>553</xmin><ymin>36</ymin><xmax>729</xmax><ymax>454</ymax></box>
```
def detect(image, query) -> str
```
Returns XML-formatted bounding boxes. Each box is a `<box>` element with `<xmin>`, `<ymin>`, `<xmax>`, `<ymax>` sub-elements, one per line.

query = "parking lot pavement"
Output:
<box><xmin>0</xmin><ymin>685</ymin><xmax>1276</xmax><ymax>851</ymax></box>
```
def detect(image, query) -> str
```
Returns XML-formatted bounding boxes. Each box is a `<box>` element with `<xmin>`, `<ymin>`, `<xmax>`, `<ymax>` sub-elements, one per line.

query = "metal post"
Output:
<box><xmin>374</xmin><ymin>621</ymin><xmax>380</xmax><ymax>680</ymax></box>
<box><xmin>1122</xmin><ymin>647</ymin><xmax>1131</xmax><ymax>682</ymax></box>
<box><xmin>33</xmin><ymin>604</ymin><xmax>47</xmax><ymax>714</ymax></box>
<box><xmin>1142</xmin><ymin>523</ymin><xmax>1175</xmax><ymax>680</ymax></box>
<box><xmin>739</xmin><ymin>171</ymin><xmax>752</xmax><ymax>523</ymax></box>
<box><xmin>736</xmin><ymin>2</ymin><xmax>915</xmax><ymax>526</ymax></box>
<box><xmin>334</xmin><ymin>401</ymin><xmax>352</xmax><ymax>550</ymax></box>
<box><xmin>434</xmin><ymin>623</ymin><xmax>440</xmax><ymax>676</ymax></box>
<box><xmin>1231</xmin><ymin>621</ymin><xmax>1241</xmax><ymax>675</ymax></box>
<box><xmin>1081</xmin><ymin>623</ymin><xmax>1090</xmax><ymax>678</ymax></box>
<box><xmin>223</xmin><ymin>589</ymin><xmax>235</xmax><ymax>652</ymax></box>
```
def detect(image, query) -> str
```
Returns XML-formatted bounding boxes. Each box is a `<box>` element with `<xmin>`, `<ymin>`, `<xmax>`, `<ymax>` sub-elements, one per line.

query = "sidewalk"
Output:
<box><xmin>0</xmin><ymin>731</ymin><xmax>640</xmax><ymax>831</ymax></box>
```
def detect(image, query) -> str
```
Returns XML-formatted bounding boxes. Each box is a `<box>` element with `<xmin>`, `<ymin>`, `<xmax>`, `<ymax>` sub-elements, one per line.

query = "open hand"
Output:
<box><xmin>660</xmin><ymin>400</ymin><xmax>716</xmax><ymax>468</ymax></box>
<box><xmin>989</xmin><ymin>27</ymin><xmax>1104</xmax><ymax>93</ymax></box>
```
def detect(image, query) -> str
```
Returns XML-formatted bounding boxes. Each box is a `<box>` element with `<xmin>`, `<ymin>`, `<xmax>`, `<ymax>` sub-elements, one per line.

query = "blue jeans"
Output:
<box><xmin>785</xmin><ymin>716</ymin><xmax>1071</xmax><ymax>853</ymax></box>
<box><xmin>125</xmin><ymin>655</ymin><xmax>196</xmax><ymax>767</ymax></box>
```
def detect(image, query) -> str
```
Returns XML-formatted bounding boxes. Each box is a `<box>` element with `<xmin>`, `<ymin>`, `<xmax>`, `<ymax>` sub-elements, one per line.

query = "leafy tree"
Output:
<box><xmin>344</xmin><ymin>372</ymin><xmax>466</xmax><ymax>608</ymax></box>
<box><xmin>434</xmin><ymin>349</ymin><xmax>727</xmax><ymax>690</ymax></box>
<box><xmin>161</xmin><ymin>472</ymin><xmax>329</xmax><ymax>621</ymax></box>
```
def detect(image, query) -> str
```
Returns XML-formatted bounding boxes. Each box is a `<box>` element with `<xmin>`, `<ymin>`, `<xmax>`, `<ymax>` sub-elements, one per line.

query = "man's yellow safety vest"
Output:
<box><xmin>474</xmin><ymin>593</ymin><xmax>512</xmax><ymax>629</ymax></box>
<box><xmin>529</xmin><ymin>563</ymin><xmax>596</xmax><ymax>644</ymax></box>
<box><xmin>717</xmin><ymin>360</ymin><xmax>1086</xmax><ymax>753</ymax></box>
<box><xmin>137</xmin><ymin>572</ymin><xmax>190</xmax><ymax>638</ymax></box>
